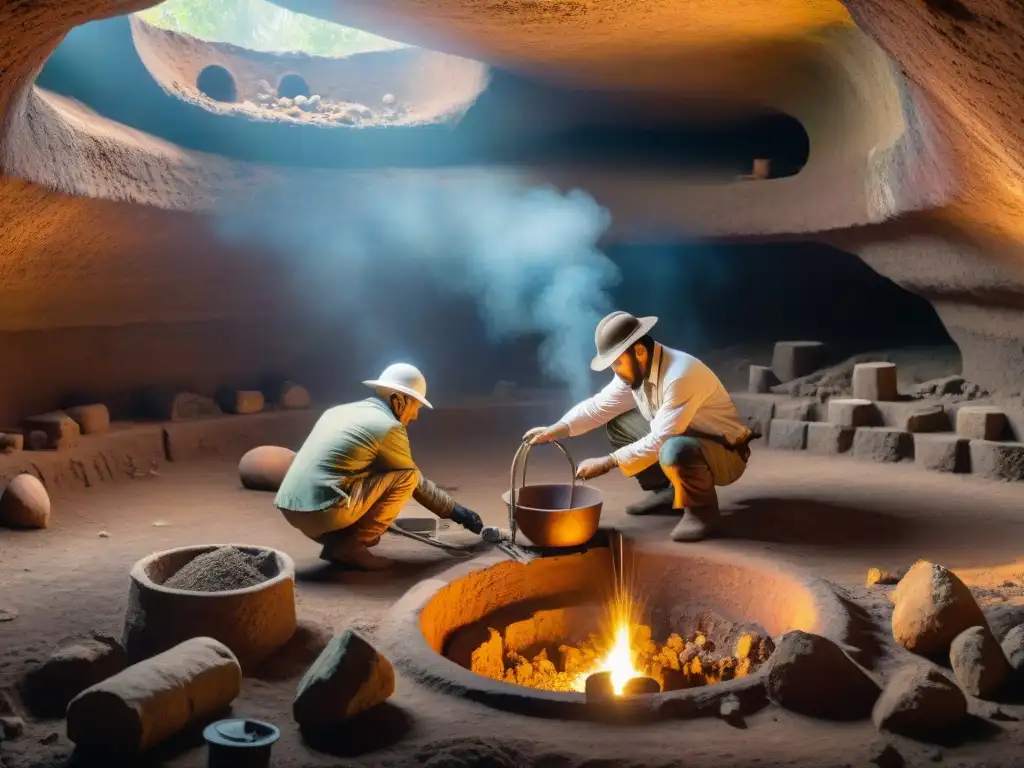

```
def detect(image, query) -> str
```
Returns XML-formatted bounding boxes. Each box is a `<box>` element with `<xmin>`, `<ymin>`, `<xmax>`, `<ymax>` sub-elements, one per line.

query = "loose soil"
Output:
<box><xmin>1</xmin><ymin>405</ymin><xmax>1023</xmax><ymax>768</ymax></box>
<box><xmin>163</xmin><ymin>546</ymin><xmax>271</xmax><ymax>592</ymax></box>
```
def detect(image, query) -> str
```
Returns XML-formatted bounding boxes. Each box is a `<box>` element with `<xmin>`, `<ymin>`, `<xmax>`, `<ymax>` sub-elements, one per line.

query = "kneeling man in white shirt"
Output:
<box><xmin>524</xmin><ymin>311</ymin><xmax>755</xmax><ymax>542</ymax></box>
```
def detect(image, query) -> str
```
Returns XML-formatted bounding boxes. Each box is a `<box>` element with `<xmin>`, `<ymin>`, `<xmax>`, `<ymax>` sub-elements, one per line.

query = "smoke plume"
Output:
<box><xmin>213</xmin><ymin>172</ymin><xmax>620</xmax><ymax>401</ymax></box>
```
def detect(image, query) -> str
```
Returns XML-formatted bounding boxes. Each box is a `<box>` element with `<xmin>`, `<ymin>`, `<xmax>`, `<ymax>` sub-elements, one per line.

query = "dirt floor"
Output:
<box><xmin>1</xmin><ymin>404</ymin><xmax>1023</xmax><ymax>768</ymax></box>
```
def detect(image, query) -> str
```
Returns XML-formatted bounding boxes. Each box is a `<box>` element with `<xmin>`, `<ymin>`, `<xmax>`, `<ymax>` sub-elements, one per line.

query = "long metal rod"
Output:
<box><xmin>385</xmin><ymin>523</ymin><xmax>477</xmax><ymax>555</ymax></box>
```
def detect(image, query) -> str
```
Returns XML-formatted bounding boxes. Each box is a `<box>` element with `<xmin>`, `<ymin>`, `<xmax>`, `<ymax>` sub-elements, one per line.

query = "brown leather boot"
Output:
<box><xmin>670</xmin><ymin>506</ymin><xmax>721</xmax><ymax>542</ymax></box>
<box><xmin>319</xmin><ymin>536</ymin><xmax>395</xmax><ymax>570</ymax></box>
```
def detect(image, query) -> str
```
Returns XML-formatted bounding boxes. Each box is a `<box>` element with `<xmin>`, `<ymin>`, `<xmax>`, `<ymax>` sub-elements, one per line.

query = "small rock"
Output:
<box><xmin>287</xmin><ymin>107</ymin><xmax>303</xmax><ymax>118</ymax></box>
<box><xmin>1002</xmin><ymin>624</ymin><xmax>1024</xmax><ymax>673</ymax></box>
<box><xmin>867</xmin><ymin>567</ymin><xmax>905</xmax><ymax>587</ymax></box>
<box><xmin>22</xmin><ymin>412</ymin><xmax>79</xmax><ymax>449</ymax></box>
<box><xmin>293</xmin><ymin>630</ymin><xmax>394</xmax><ymax>729</ymax></box>
<box><xmin>872</xmin><ymin>665</ymin><xmax>967</xmax><ymax>737</ymax></box>
<box><xmin>719</xmin><ymin>694</ymin><xmax>744</xmax><ymax>727</ymax></box>
<box><xmin>382</xmin><ymin>93</ymin><xmax>396</xmax><ymax>106</ymax></box>
<box><xmin>950</xmin><ymin>625</ymin><xmax>1013</xmax><ymax>699</ymax></box>
<box><xmin>23</xmin><ymin>633</ymin><xmax>129</xmax><ymax>718</ymax></box>
<box><xmin>892</xmin><ymin>560</ymin><xmax>986</xmax><ymax>657</ymax></box>
<box><xmin>0</xmin><ymin>432</ymin><xmax>23</xmax><ymax>453</ymax></box>
<box><xmin>277</xmin><ymin>97</ymin><xmax>293</xmax><ymax>108</ymax></box>
<box><xmin>0</xmin><ymin>474</ymin><xmax>51</xmax><ymax>529</ymax></box>
<box><xmin>238</xmin><ymin>445</ymin><xmax>296</xmax><ymax>492</ymax></box>
<box><xmin>763</xmin><ymin>631</ymin><xmax>880</xmax><ymax>719</ymax></box>
<box><xmin>98</xmin><ymin>531</ymin><xmax>109</xmax><ymax>538</ymax></box>
<box><xmin>39</xmin><ymin>732</ymin><xmax>58</xmax><ymax>745</ymax></box>
<box><xmin>279</xmin><ymin>382</ymin><xmax>311</xmax><ymax>409</ymax></box>
<box><xmin>870</xmin><ymin>741</ymin><xmax>904</xmax><ymax>768</ymax></box>
<box><xmin>153</xmin><ymin>520</ymin><xmax>168</xmax><ymax>527</ymax></box>
<box><xmin>308</xmin><ymin>94</ymin><xmax>321</xmax><ymax>105</ymax></box>
<box><xmin>293</xmin><ymin>95</ymin><xmax>307</xmax><ymax>106</ymax></box>
<box><xmin>0</xmin><ymin>716</ymin><xmax>24</xmax><ymax>740</ymax></box>
<box><xmin>0</xmin><ymin>607</ymin><xmax>17</xmax><ymax>622</ymax></box>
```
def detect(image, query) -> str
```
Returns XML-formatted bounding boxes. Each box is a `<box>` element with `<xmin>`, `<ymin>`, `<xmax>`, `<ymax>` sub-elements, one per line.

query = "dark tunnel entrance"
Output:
<box><xmin>276</xmin><ymin>73</ymin><xmax>310</xmax><ymax>100</ymax></box>
<box><xmin>196</xmin><ymin>64</ymin><xmax>237</xmax><ymax>102</ymax></box>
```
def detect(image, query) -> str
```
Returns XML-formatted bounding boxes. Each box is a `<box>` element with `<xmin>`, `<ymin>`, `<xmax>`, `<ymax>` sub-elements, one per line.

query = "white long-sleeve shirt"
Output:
<box><xmin>559</xmin><ymin>344</ymin><xmax>750</xmax><ymax>477</ymax></box>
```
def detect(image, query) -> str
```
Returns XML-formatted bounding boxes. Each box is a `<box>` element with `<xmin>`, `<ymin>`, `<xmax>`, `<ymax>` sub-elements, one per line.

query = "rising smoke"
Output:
<box><xmin>213</xmin><ymin>172</ymin><xmax>621</xmax><ymax>400</ymax></box>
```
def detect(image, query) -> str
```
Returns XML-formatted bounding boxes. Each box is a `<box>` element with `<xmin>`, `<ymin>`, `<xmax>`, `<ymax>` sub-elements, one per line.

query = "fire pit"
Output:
<box><xmin>379</xmin><ymin>535</ymin><xmax>850</xmax><ymax>721</ymax></box>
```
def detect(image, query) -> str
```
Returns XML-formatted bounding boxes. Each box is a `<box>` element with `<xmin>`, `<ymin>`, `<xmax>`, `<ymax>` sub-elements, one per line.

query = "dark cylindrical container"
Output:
<box><xmin>204</xmin><ymin>719</ymin><xmax>280</xmax><ymax>768</ymax></box>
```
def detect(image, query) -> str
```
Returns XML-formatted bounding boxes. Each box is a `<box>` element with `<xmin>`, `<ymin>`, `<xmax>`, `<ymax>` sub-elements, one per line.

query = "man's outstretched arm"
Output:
<box><xmin>525</xmin><ymin>377</ymin><xmax>634</xmax><ymax>444</ymax></box>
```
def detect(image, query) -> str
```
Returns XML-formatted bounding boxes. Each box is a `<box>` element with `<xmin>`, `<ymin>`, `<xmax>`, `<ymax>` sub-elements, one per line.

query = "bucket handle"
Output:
<box><xmin>507</xmin><ymin>439</ymin><xmax>577</xmax><ymax>546</ymax></box>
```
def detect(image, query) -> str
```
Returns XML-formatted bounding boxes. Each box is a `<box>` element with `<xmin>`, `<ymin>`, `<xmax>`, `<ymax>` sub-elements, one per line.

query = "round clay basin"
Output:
<box><xmin>379</xmin><ymin>541</ymin><xmax>850</xmax><ymax>721</ymax></box>
<box><xmin>123</xmin><ymin>544</ymin><xmax>297</xmax><ymax>670</ymax></box>
<box><xmin>501</xmin><ymin>483</ymin><xmax>603</xmax><ymax>548</ymax></box>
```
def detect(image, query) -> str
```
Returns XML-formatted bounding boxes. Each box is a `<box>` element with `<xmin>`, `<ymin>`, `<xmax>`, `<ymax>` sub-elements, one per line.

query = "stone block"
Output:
<box><xmin>135</xmin><ymin>389</ymin><xmax>222</xmax><ymax>421</ymax></box>
<box><xmin>969</xmin><ymin>440</ymin><xmax>1024</xmax><ymax>481</ymax></box>
<box><xmin>956</xmin><ymin>407</ymin><xmax>1008</xmax><ymax>441</ymax></box>
<box><xmin>914</xmin><ymin>434</ymin><xmax>969</xmax><ymax>473</ymax></box>
<box><xmin>852</xmin><ymin>362</ymin><xmax>899</xmax><ymax>401</ymax></box>
<box><xmin>828</xmin><ymin>398</ymin><xmax>878</xmax><ymax>428</ymax></box>
<box><xmin>806</xmin><ymin>422</ymin><xmax>854</xmax><ymax>455</ymax></box>
<box><xmin>853</xmin><ymin>427</ymin><xmax>913</xmax><ymax>463</ymax></box>
<box><xmin>64</xmin><ymin>404</ymin><xmax>111</xmax><ymax>435</ymax></box>
<box><xmin>775</xmin><ymin>400</ymin><xmax>816</xmax><ymax>421</ymax></box>
<box><xmin>279</xmin><ymin>382</ymin><xmax>311</xmax><ymax>409</ymax></box>
<box><xmin>874</xmin><ymin>402</ymin><xmax>950</xmax><ymax>433</ymax></box>
<box><xmin>21</xmin><ymin>412</ymin><xmax>80</xmax><ymax>450</ymax></box>
<box><xmin>748</xmin><ymin>365</ymin><xmax>778</xmax><ymax>394</ymax></box>
<box><xmin>216</xmin><ymin>389</ymin><xmax>265</xmax><ymax>416</ymax></box>
<box><xmin>768</xmin><ymin>419</ymin><xmax>807</xmax><ymax>451</ymax></box>
<box><xmin>771</xmin><ymin>341</ymin><xmax>826</xmax><ymax>382</ymax></box>
<box><xmin>66</xmin><ymin>637</ymin><xmax>241</xmax><ymax>753</ymax></box>
<box><xmin>730</xmin><ymin>394</ymin><xmax>775</xmax><ymax>443</ymax></box>
<box><xmin>0</xmin><ymin>431</ymin><xmax>23</xmax><ymax>453</ymax></box>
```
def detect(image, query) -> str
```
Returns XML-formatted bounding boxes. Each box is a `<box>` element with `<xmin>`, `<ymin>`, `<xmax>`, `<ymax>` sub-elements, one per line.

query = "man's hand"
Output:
<box><xmin>576</xmin><ymin>455</ymin><xmax>617</xmax><ymax>481</ymax></box>
<box><xmin>450</xmin><ymin>504</ymin><xmax>483</xmax><ymax>534</ymax></box>
<box><xmin>522</xmin><ymin>422</ymin><xmax>570</xmax><ymax>445</ymax></box>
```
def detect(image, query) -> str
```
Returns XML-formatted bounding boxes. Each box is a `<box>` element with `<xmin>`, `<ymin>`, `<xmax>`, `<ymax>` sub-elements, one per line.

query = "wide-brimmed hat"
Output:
<box><xmin>363</xmin><ymin>363</ymin><xmax>433</xmax><ymax>409</ymax></box>
<box><xmin>590</xmin><ymin>311</ymin><xmax>658</xmax><ymax>371</ymax></box>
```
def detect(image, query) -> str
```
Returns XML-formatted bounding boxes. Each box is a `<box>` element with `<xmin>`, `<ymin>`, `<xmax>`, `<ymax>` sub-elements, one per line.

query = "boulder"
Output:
<box><xmin>1001</xmin><ymin>624</ymin><xmax>1024</xmax><ymax>673</ymax></box>
<box><xmin>852</xmin><ymin>362</ymin><xmax>899</xmax><ymax>401</ymax></box>
<box><xmin>279</xmin><ymin>382</ymin><xmax>311</xmax><ymax>409</ymax></box>
<box><xmin>0</xmin><ymin>431</ymin><xmax>23</xmax><ymax>453</ymax></box>
<box><xmin>0</xmin><ymin>715</ymin><xmax>24</xmax><ymax>740</ymax></box>
<box><xmin>891</xmin><ymin>561</ymin><xmax>987</xmax><ymax>657</ymax></box>
<box><xmin>950</xmin><ymin>626</ymin><xmax>1013</xmax><ymax>700</ymax></box>
<box><xmin>956</xmin><ymin>406</ymin><xmax>1008</xmax><ymax>441</ymax></box>
<box><xmin>763</xmin><ymin>631</ymin><xmax>880</xmax><ymax>719</ymax></box>
<box><xmin>23</xmin><ymin>633</ymin><xmax>129</xmax><ymax>717</ymax></box>
<box><xmin>135</xmin><ymin>388</ymin><xmax>222</xmax><ymax>421</ymax></box>
<box><xmin>66</xmin><ymin>637</ymin><xmax>241</xmax><ymax>753</ymax></box>
<box><xmin>238</xmin><ymin>446</ymin><xmax>296</xmax><ymax>492</ymax></box>
<box><xmin>0</xmin><ymin>474</ymin><xmax>51</xmax><ymax>529</ymax></box>
<box><xmin>64</xmin><ymin>404</ymin><xmax>110</xmax><ymax>435</ymax></box>
<box><xmin>216</xmin><ymin>389</ymin><xmax>265</xmax><ymax>415</ymax></box>
<box><xmin>771</xmin><ymin>341</ymin><xmax>825</xmax><ymax>382</ymax></box>
<box><xmin>872</xmin><ymin>665</ymin><xmax>967</xmax><ymax>737</ymax></box>
<box><xmin>293</xmin><ymin>630</ymin><xmax>394</xmax><ymax>730</ymax></box>
<box><xmin>21</xmin><ymin>412</ymin><xmax>79</xmax><ymax>450</ymax></box>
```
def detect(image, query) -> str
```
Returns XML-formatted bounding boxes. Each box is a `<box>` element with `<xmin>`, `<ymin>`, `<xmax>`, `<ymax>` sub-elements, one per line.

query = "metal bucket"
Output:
<box><xmin>501</xmin><ymin>440</ymin><xmax>603</xmax><ymax>548</ymax></box>
<box><xmin>204</xmin><ymin>718</ymin><xmax>280</xmax><ymax>768</ymax></box>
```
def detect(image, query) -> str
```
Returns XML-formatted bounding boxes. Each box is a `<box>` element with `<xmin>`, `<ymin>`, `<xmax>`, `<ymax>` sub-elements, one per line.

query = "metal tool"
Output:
<box><xmin>384</xmin><ymin>523</ymin><xmax>478</xmax><ymax>556</ymax></box>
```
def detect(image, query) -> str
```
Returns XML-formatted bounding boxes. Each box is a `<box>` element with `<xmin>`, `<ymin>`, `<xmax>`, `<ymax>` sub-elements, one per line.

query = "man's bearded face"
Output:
<box><xmin>611</xmin><ymin>349</ymin><xmax>645</xmax><ymax>390</ymax></box>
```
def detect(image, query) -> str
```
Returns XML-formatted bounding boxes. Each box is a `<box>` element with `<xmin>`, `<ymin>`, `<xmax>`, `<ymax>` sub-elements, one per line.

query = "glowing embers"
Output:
<box><xmin>461</xmin><ymin>593</ymin><xmax>776</xmax><ymax>697</ymax></box>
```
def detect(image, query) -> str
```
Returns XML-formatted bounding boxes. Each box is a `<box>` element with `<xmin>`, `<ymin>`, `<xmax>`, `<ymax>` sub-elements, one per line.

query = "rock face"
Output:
<box><xmin>0</xmin><ymin>474</ymin><xmax>51</xmax><ymax>529</ymax></box>
<box><xmin>872</xmin><ymin>665</ymin><xmax>967</xmax><ymax>737</ymax></box>
<box><xmin>949</xmin><ymin>626</ymin><xmax>1013</xmax><ymax>700</ymax></box>
<box><xmin>763</xmin><ymin>631</ymin><xmax>880</xmax><ymax>720</ymax></box>
<box><xmin>66</xmin><ymin>637</ymin><xmax>242</xmax><ymax>753</ymax></box>
<box><xmin>293</xmin><ymin>630</ymin><xmax>394</xmax><ymax>730</ymax></box>
<box><xmin>1002</xmin><ymin>624</ymin><xmax>1024</xmax><ymax>673</ymax></box>
<box><xmin>238</xmin><ymin>445</ymin><xmax>296</xmax><ymax>491</ymax></box>
<box><xmin>891</xmin><ymin>561</ymin><xmax>987</xmax><ymax>657</ymax></box>
<box><xmin>23</xmin><ymin>633</ymin><xmax>129</xmax><ymax>717</ymax></box>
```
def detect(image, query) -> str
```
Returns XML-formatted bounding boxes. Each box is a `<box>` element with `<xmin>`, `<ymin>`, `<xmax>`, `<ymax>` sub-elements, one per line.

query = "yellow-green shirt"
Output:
<box><xmin>274</xmin><ymin>397</ymin><xmax>455</xmax><ymax>518</ymax></box>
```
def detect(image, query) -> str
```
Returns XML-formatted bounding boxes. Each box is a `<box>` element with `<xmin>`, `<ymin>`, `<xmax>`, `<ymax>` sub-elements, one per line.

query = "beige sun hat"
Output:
<box><xmin>362</xmin><ymin>363</ymin><xmax>433</xmax><ymax>409</ymax></box>
<box><xmin>590</xmin><ymin>311</ymin><xmax>659</xmax><ymax>371</ymax></box>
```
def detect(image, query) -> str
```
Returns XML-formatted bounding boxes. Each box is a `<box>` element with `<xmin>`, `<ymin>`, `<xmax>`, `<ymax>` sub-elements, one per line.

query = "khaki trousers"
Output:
<box><xmin>281</xmin><ymin>468</ymin><xmax>419</xmax><ymax>545</ymax></box>
<box><xmin>607</xmin><ymin>410</ymin><xmax>747</xmax><ymax>509</ymax></box>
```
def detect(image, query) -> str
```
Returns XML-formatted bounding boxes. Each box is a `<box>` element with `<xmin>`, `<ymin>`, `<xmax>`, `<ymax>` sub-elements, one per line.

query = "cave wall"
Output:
<box><xmin>0</xmin><ymin>0</ymin><xmax>1022</xmax><ymax>421</ymax></box>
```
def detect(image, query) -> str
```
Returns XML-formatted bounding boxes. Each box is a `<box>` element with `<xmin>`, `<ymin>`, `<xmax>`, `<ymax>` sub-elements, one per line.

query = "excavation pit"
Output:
<box><xmin>381</xmin><ymin>538</ymin><xmax>850</xmax><ymax>721</ymax></box>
